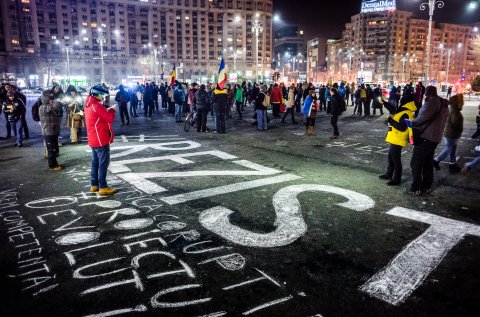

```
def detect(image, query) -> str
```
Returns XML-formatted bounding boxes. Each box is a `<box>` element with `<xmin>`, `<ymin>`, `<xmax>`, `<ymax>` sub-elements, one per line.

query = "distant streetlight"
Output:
<box><xmin>96</xmin><ymin>28</ymin><xmax>106</xmax><ymax>83</ymax></box>
<box><xmin>252</xmin><ymin>18</ymin><xmax>263</xmax><ymax>82</ymax></box>
<box><xmin>273</xmin><ymin>14</ymin><xmax>280</xmax><ymax>23</ymax></box>
<box><xmin>468</xmin><ymin>1</ymin><xmax>478</xmax><ymax>10</ymax></box>
<box><xmin>420</xmin><ymin>0</ymin><xmax>444</xmax><ymax>84</ymax></box>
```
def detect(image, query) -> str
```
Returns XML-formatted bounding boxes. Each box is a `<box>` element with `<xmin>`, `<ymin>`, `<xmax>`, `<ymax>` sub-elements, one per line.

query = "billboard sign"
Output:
<box><xmin>361</xmin><ymin>0</ymin><xmax>396</xmax><ymax>13</ymax></box>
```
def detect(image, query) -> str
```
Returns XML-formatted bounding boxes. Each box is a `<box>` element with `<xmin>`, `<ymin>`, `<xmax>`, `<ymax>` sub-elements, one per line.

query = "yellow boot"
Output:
<box><xmin>99</xmin><ymin>187</ymin><xmax>118</xmax><ymax>196</ymax></box>
<box><xmin>90</xmin><ymin>186</ymin><xmax>99</xmax><ymax>192</ymax></box>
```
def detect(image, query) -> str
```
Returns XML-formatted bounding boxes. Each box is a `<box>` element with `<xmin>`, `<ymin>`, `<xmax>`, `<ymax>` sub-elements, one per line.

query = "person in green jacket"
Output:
<box><xmin>234</xmin><ymin>84</ymin><xmax>244</xmax><ymax>120</ymax></box>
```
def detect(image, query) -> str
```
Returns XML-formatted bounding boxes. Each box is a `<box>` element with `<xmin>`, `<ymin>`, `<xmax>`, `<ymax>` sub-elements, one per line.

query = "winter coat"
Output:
<box><xmin>194</xmin><ymin>88</ymin><xmax>210</xmax><ymax>110</ymax></box>
<box><xmin>330</xmin><ymin>93</ymin><xmax>343</xmax><ymax>116</ymax></box>
<box><xmin>286</xmin><ymin>89</ymin><xmax>295</xmax><ymax>108</ymax></box>
<box><xmin>270</xmin><ymin>86</ymin><xmax>282</xmax><ymax>103</ymax></box>
<box><xmin>2</xmin><ymin>98</ymin><xmax>25</xmax><ymax>122</ymax></box>
<box><xmin>413</xmin><ymin>95</ymin><xmax>449</xmax><ymax>144</ymax></box>
<box><xmin>39</xmin><ymin>98</ymin><xmax>62</xmax><ymax>136</ymax></box>
<box><xmin>143</xmin><ymin>85</ymin><xmax>154</xmax><ymax>102</ymax></box>
<box><xmin>254</xmin><ymin>93</ymin><xmax>266</xmax><ymax>110</ymax></box>
<box><xmin>84</xmin><ymin>95</ymin><xmax>116</xmax><ymax>148</ymax></box>
<box><xmin>443</xmin><ymin>94</ymin><xmax>463</xmax><ymax>139</ymax></box>
<box><xmin>115</xmin><ymin>89</ymin><xmax>130</xmax><ymax>107</ymax></box>
<box><xmin>386</xmin><ymin>101</ymin><xmax>417</xmax><ymax>147</ymax></box>
<box><xmin>211</xmin><ymin>89</ymin><xmax>228</xmax><ymax>112</ymax></box>
<box><xmin>173</xmin><ymin>87</ymin><xmax>185</xmax><ymax>105</ymax></box>
<box><xmin>64</xmin><ymin>94</ymin><xmax>85</xmax><ymax>129</ymax></box>
<box><xmin>235</xmin><ymin>87</ymin><xmax>244</xmax><ymax>103</ymax></box>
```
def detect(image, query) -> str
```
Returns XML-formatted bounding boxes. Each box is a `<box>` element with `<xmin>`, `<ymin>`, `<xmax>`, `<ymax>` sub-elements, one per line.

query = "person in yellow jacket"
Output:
<box><xmin>379</xmin><ymin>95</ymin><xmax>417</xmax><ymax>186</ymax></box>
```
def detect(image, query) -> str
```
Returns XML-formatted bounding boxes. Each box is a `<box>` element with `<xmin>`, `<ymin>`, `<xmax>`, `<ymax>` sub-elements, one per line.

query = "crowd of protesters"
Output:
<box><xmin>0</xmin><ymin>79</ymin><xmax>479</xmax><ymax>197</ymax></box>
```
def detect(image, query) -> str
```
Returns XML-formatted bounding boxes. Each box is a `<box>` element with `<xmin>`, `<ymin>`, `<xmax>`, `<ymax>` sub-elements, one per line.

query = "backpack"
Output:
<box><xmin>31</xmin><ymin>97</ymin><xmax>41</xmax><ymax>121</ymax></box>
<box><xmin>262</xmin><ymin>93</ymin><xmax>270</xmax><ymax>107</ymax></box>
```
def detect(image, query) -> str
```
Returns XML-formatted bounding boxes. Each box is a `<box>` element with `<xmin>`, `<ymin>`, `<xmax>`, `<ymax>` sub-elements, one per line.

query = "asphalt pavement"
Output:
<box><xmin>1</xmin><ymin>96</ymin><xmax>480</xmax><ymax>317</ymax></box>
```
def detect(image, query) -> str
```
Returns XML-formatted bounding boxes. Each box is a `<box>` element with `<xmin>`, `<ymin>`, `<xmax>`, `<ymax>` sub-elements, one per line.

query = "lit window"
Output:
<box><xmin>27</xmin><ymin>48</ymin><xmax>34</xmax><ymax>53</ymax></box>
<box><xmin>82</xmin><ymin>22</ymin><xmax>88</xmax><ymax>26</ymax></box>
<box><xmin>21</xmin><ymin>0</ymin><xmax>30</xmax><ymax>3</ymax></box>
<box><xmin>12</xmin><ymin>39</ymin><xmax>20</xmax><ymax>45</ymax></box>
<box><xmin>101</xmin><ymin>23</ymin><xmax>106</xmax><ymax>28</ymax></box>
<box><xmin>83</xmin><ymin>37</ymin><xmax>89</xmax><ymax>41</ymax></box>
<box><xmin>23</xmin><ymin>8</ymin><xmax>30</xmax><ymax>12</ymax></box>
<box><xmin>51</xmin><ymin>35</ymin><xmax>57</xmax><ymax>40</ymax></box>
<box><xmin>91</xmin><ymin>23</ymin><xmax>97</xmax><ymax>28</ymax></box>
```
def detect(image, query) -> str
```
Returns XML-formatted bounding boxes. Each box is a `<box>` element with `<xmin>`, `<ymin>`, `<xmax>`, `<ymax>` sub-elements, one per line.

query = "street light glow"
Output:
<box><xmin>468</xmin><ymin>1</ymin><xmax>478</xmax><ymax>10</ymax></box>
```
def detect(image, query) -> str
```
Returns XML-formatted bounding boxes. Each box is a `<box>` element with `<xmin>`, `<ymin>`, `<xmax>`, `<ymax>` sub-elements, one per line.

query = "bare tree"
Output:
<box><xmin>37</xmin><ymin>58</ymin><xmax>61</xmax><ymax>87</ymax></box>
<box><xmin>473</xmin><ymin>34</ymin><xmax>480</xmax><ymax>65</ymax></box>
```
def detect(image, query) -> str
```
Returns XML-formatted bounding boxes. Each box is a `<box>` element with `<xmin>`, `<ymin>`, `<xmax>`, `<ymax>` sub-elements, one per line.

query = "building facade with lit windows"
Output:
<box><xmin>0</xmin><ymin>0</ymin><xmax>273</xmax><ymax>87</ymax></box>
<box><xmin>325</xmin><ymin>9</ymin><xmax>479</xmax><ymax>85</ymax></box>
<box><xmin>306</xmin><ymin>36</ymin><xmax>327</xmax><ymax>84</ymax></box>
<box><xmin>273</xmin><ymin>26</ymin><xmax>306</xmax><ymax>82</ymax></box>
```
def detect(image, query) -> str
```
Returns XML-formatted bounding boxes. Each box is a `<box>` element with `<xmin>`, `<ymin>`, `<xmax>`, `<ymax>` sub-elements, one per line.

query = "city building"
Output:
<box><xmin>324</xmin><ymin>9</ymin><xmax>479</xmax><ymax>85</ymax></box>
<box><xmin>273</xmin><ymin>25</ymin><xmax>306</xmax><ymax>82</ymax></box>
<box><xmin>306</xmin><ymin>36</ymin><xmax>327</xmax><ymax>84</ymax></box>
<box><xmin>0</xmin><ymin>0</ymin><xmax>273</xmax><ymax>87</ymax></box>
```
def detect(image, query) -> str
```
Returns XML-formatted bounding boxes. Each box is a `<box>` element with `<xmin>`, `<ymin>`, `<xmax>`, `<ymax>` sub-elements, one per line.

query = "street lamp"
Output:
<box><xmin>420</xmin><ymin>0</ymin><xmax>444</xmax><ymax>85</ymax></box>
<box><xmin>401</xmin><ymin>53</ymin><xmax>409</xmax><ymax>82</ymax></box>
<box><xmin>96</xmin><ymin>28</ymin><xmax>106</xmax><ymax>84</ymax></box>
<box><xmin>252</xmin><ymin>17</ymin><xmax>263</xmax><ymax>82</ymax></box>
<box><xmin>233</xmin><ymin>15</ymin><xmax>241</xmax><ymax>74</ymax></box>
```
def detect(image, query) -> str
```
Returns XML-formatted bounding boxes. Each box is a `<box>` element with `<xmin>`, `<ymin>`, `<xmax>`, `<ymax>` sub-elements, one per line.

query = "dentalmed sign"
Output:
<box><xmin>361</xmin><ymin>0</ymin><xmax>396</xmax><ymax>13</ymax></box>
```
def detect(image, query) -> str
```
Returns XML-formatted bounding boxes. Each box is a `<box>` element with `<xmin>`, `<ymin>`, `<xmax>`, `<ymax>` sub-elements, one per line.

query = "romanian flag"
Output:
<box><xmin>217</xmin><ymin>57</ymin><xmax>227</xmax><ymax>90</ymax></box>
<box><xmin>169</xmin><ymin>65</ymin><xmax>176</xmax><ymax>86</ymax></box>
<box><xmin>405</xmin><ymin>119</ymin><xmax>414</xmax><ymax>145</ymax></box>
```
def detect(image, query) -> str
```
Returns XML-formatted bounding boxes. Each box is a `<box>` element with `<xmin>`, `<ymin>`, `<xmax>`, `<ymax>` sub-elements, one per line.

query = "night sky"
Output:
<box><xmin>273</xmin><ymin>0</ymin><xmax>480</xmax><ymax>39</ymax></box>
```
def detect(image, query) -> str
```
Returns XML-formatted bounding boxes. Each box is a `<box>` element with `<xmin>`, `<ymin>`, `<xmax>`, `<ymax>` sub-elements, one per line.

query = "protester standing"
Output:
<box><xmin>84</xmin><ymin>85</ymin><xmax>117</xmax><ymax>196</ymax></box>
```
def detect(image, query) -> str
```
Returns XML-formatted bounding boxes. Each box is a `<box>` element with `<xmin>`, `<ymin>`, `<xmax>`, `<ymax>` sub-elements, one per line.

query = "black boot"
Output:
<box><xmin>433</xmin><ymin>159</ymin><xmax>440</xmax><ymax>170</ymax></box>
<box><xmin>449</xmin><ymin>164</ymin><xmax>461</xmax><ymax>173</ymax></box>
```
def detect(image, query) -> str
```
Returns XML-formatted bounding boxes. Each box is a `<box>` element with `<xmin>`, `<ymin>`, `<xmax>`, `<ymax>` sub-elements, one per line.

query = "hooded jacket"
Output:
<box><xmin>443</xmin><ymin>94</ymin><xmax>463</xmax><ymax>139</ymax></box>
<box><xmin>211</xmin><ymin>89</ymin><xmax>228</xmax><ymax>111</ymax></box>
<box><xmin>39</xmin><ymin>90</ymin><xmax>63</xmax><ymax>136</ymax></box>
<box><xmin>270</xmin><ymin>86</ymin><xmax>283</xmax><ymax>103</ymax></box>
<box><xmin>84</xmin><ymin>95</ymin><xmax>116</xmax><ymax>148</ymax></box>
<box><xmin>413</xmin><ymin>95</ymin><xmax>449</xmax><ymax>144</ymax></box>
<box><xmin>386</xmin><ymin>100</ymin><xmax>417</xmax><ymax>147</ymax></box>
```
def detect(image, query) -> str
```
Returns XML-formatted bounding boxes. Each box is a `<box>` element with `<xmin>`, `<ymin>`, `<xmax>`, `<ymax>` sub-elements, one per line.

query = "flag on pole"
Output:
<box><xmin>405</xmin><ymin>119</ymin><xmax>414</xmax><ymax>145</ymax></box>
<box><xmin>217</xmin><ymin>57</ymin><xmax>227</xmax><ymax>90</ymax></box>
<box><xmin>169</xmin><ymin>65</ymin><xmax>176</xmax><ymax>86</ymax></box>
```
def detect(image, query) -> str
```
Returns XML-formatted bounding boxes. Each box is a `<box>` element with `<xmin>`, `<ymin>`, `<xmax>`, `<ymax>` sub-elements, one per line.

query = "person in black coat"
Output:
<box><xmin>330</xmin><ymin>88</ymin><xmax>342</xmax><ymax>138</ymax></box>
<box><xmin>193</xmin><ymin>84</ymin><xmax>210</xmax><ymax>133</ymax></box>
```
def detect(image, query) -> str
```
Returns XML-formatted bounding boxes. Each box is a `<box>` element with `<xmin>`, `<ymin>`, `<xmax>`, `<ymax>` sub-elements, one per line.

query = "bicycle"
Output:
<box><xmin>184</xmin><ymin>110</ymin><xmax>197</xmax><ymax>132</ymax></box>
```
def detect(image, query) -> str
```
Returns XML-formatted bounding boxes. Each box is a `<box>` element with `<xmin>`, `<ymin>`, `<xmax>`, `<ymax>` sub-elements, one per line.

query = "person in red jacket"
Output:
<box><xmin>84</xmin><ymin>85</ymin><xmax>117</xmax><ymax>196</ymax></box>
<box><xmin>270</xmin><ymin>83</ymin><xmax>283</xmax><ymax>118</ymax></box>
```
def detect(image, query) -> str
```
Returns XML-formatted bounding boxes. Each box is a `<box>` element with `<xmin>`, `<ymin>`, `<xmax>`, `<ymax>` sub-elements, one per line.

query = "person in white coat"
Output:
<box><xmin>281</xmin><ymin>84</ymin><xmax>298</xmax><ymax>124</ymax></box>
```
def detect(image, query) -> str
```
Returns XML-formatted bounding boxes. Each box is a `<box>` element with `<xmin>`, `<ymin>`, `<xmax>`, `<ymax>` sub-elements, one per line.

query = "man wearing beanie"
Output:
<box><xmin>408</xmin><ymin>86</ymin><xmax>449</xmax><ymax>196</ymax></box>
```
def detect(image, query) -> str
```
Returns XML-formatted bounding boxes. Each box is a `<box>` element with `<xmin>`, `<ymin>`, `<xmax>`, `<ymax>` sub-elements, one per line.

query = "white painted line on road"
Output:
<box><xmin>360</xmin><ymin>207</ymin><xmax>480</xmax><ymax>306</ymax></box>
<box><xmin>199</xmin><ymin>184</ymin><xmax>374</xmax><ymax>248</ymax></box>
<box><xmin>121</xmin><ymin>135</ymin><xmax>128</xmax><ymax>143</ymax></box>
<box><xmin>161</xmin><ymin>174</ymin><xmax>302</xmax><ymax>205</ymax></box>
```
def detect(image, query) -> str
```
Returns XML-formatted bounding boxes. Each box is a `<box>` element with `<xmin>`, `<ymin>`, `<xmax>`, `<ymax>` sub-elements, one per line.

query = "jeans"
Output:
<box><xmin>410</xmin><ymin>138</ymin><xmax>438</xmax><ymax>192</ymax></box>
<box><xmin>256</xmin><ymin>109</ymin><xmax>267</xmax><ymax>130</ymax></box>
<box><xmin>91</xmin><ymin>145</ymin><xmax>110</xmax><ymax>189</ymax></box>
<box><xmin>435</xmin><ymin>137</ymin><xmax>458</xmax><ymax>164</ymax></box>
<box><xmin>331</xmin><ymin>115</ymin><xmax>339</xmax><ymax>136</ymax></box>
<box><xmin>319</xmin><ymin>99</ymin><xmax>326</xmax><ymax>111</ymax></box>
<box><xmin>130</xmin><ymin>100</ymin><xmax>138</xmax><ymax>116</ymax></box>
<box><xmin>11</xmin><ymin>119</ymin><xmax>23</xmax><ymax>144</ymax></box>
<box><xmin>215</xmin><ymin>110</ymin><xmax>226</xmax><ymax>133</ymax></box>
<box><xmin>364</xmin><ymin>99</ymin><xmax>371</xmax><ymax>116</ymax></box>
<box><xmin>119</xmin><ymin>104</ymin><xmax>130</xmax><ymax>124</ymax></box>
<box><xmin>175</xmin><ymin>103</ymin><xmax>183</xmax><ymax>121</ymax></box>
<box><xmin>21</xmin><ymin>115</ymin><xmax>29</xmax><ymax>139</ymax></box>
<box><xmin>385</xmin><ymin>144</ymin><xmax>403</xmax><ymax>182</ymax></box>
<box><xmin>466</xmin><ymin>156</ymin><xmax>480</xmax><ymax>169</ymax></box>
<box><xmin>4</xmin><ymin>113</ymin><xmax>11</xmax><ymax>138</ymax></box>
<box><xmin>196</xmin><ymin>108</ymin><xmax>208</xmax><ymax>132</ymax></box>
<box><xmin>44</xmin><ymin>135</ymin><xmax>59</xmax><ymax>168</ymax></box>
